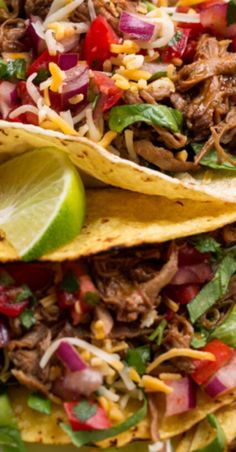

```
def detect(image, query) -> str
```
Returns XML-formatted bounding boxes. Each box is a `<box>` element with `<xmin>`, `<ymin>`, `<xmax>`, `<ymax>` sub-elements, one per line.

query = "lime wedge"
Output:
<box><xmin>0</xmin><ymin>148</ymin><xmax>85</xmax><ymax>261</ymax></box>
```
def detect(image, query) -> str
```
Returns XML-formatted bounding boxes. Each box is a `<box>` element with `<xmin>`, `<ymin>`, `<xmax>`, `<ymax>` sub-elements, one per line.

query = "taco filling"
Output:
<box><xmin>2</xmin><ymin>224</ymin><xmax>236</xmax><ymax>449</ymax></box>
<box><xmin>1</xmin><ymin>0</ymin><xmax>236</xmax><ymax>176</ymax></box>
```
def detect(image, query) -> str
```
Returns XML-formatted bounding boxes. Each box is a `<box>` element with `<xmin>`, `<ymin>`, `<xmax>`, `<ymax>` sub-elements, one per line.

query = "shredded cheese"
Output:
<box><xmin>159</xmin><ymin>373</ymin><xmax>182</xmax><ymax>381</ymax></box>
<box><xmin>177</xmin><ymin>0</ymin><xmax>208</xmax><ymax>6</ymax></box>
<box><xmin>98</xmin><ymin>386</ymin><xmax>120</xmax><ymax>402</ymax></box>
<box><xmin>40</xmin><ymin>337</ymin><xmax>120</xmax><ymax>369</ymax></box>
<box><xmin>60</xmin><ymin>110</ymin><xmax>74</xmax><ymax>127</ymax></box>
<box><xmin>86</xmin><ymin>107</ymin><xmax>103</xmax><ymax>142</ymax></box>
<box><xmin>119</xmin><ymin>68</ymin><xmax>151</xmax><ymax>81</ymax></box>
<box><xmin>141</xmin><ymin>375</ymin><xmax>173</xmax><ymax>394</ymax></box>
<box><xmin>26</xmin><ymin>73</ymin><xmax>41</xmax><ymax>104</ymax></box>
<box><xmin>111</xmin><ymin>40</ymin><xmax>140</xmax><ymax>55</ymax></box>
<box><xmin>43</xmin><ymin>87</ymin><xmax>51</xmax><ymax>106</ymax></box>
<box><xmin>147</xmin><ymin>348</ymin><xmax>216</xmax><ymax>373</ymax></box>
<box><xmin>97</xmin><ymin>131</ymin><xmax>117</xmax><ymax>148</ymax></box>
<box><xmin>124</xmin><ymin>129</ymin><xmax>139</xmax><ymax>163</ymax></box>
<box><xmin>44</xmin><ymin>0</ymin><xmax>86</xmax><ymax>26</ymax></box>
<box><xmin>88</xmin><ymin>0</ymin><xmax>96</xmax><ymax>20</ymax></box>
<box><xmin>45</xmin><ymin>29</ymin><xmax>64</xmax><ymax>55</ymax></box>
<box><xmin>119</xmin><ymin>367</ymin><xmax>136</xmax><ymax>391</ymax></box>
<box><xmin>49</xmin><ymin>62</ymin><xmax>65</xmax><ymax>92</ymax></box>
<box><xmin>9</xmin><ymin>105</ymin><xmax>39</xmax><ymax>119</ymax></box>
<box><xmin>149</xmin><ymin>442</ymin><xmax>165</xmax><ymax>452</ymax></box>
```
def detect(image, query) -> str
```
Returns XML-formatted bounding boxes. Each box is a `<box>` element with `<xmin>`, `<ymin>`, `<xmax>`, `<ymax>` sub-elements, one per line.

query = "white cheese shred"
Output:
<box><xmin>40</xmin><ymin>337</ymin><xmax>120</xmax><ymax>369</ymax></box>
<box><xmin>98</xmin><ymin>386</ymin><xmax>120</xmax><ymax>402</ymax></box>
<box><xmin>44</xmin><ymin>0</ymin><xmax>86</xmax><ymax>26</ymax></box>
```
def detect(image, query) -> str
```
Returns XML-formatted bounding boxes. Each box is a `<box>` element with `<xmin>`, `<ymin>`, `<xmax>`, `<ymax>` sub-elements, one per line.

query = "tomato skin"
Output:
<box><xmin>165</xmin><ymin>284</ymin><xmax>201</xmax><ymax>305</ymax></box>
<box><xmin>3</xmin><ymin>264</ymin><xmax>53</xmax><ymax>292</ymax></box>
<box><xmin>93</xmin><ymin>71</ymin><xmax>123</xmax><ymax>112</ymax></box>
<box><xmin>27</xmin><ymin>50</ymin><xmax>57</xmax><ymax>76</ymax></box>
<box><xmin>64</xmin><ymin>401</ymin><xmax>111</xmax><ymax>431</ymax></box>
<box><xmin>84</xmin><ymin>16</ymin><xmax>119</xmax><ymax>69</ymax></box>
<box><xmin>191</xmin><ymin>339</ymin><xmax>234</xmax><ymax>385</ymax></box>
<box><xmin>17</xmin><ymin>81</ymin><xmax>39</xmax><ymax>125</ymax></box>
<box><xmin>161</xmin><ymin>29</ymin><xmax>190</xmax><ymax>63</ymax></box>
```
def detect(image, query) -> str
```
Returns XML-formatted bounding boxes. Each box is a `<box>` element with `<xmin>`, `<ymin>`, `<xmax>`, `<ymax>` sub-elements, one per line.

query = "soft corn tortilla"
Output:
<box><xmin>2</xmin><ymin>188</ymin><xmax>236</xmax><ymax>262</ymax></box>
<box><xmin>1</xmin><ymin>121</ymin><xmax>236</xmax><ymax>203</ymax></box>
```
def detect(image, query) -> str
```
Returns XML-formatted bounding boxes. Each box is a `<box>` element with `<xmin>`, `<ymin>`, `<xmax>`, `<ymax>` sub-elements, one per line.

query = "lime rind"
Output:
<box><xmin>0</xmin><ymin>147</ymin><xmax>85</xmax><ymax>261</ymax></box>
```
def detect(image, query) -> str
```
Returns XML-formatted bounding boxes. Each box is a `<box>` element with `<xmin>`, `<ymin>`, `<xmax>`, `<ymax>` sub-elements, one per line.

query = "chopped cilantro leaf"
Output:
<box><xmin>84</xmin><ymin>291</ymin><xmax>100</xmax><ymax>305</ymax></box>
<box><xmin>34</xmin><ymin>68</ymin><xmax>51</xmax><ymax>85</ymax></box>
<box><xmin>0</xmin><ymin>271</ymin><xmax>14</xmax><ymax>286</ymax></box>
<box><xmin>16</xmin><ymin>285</ymin><xmax>32</xmax><ymax>302</ymax></box>
<box><xmin>227</xmin><ymin>0</ymin><xmax>236</xmax><ymax>26</ymax></box>
<box><xmin>20</xmin><ymin>309</ymin><xmax>36</xmax><ymax>329</ymax></box>
<box><xmin>168</xmin><ymin>30</ymin><xmax>183</xmax><ymax>47</ymax></box>
<box><xmin>73</xmin><ymin>401</ymin><xmax>97</xmax><ymax>422</ymax></box>
<box><xmin>0</xmin><ymin>59</ymin><xmax>27</xmax><ymax>82</ymax></box>
<box><xmin>61</xmin><ymin>270</ymin><xmax>79</xmax><ymax>293</ymax></box>
<box><xmin>126</xmin><ymin>345</ymin><xmax>151</xmax><ymax>375</ymax></box>
<box><xmin>27</xmin><ymin>393</ymin><xmax>51</xmax><ymax>415</ymax></box>
<box><xmin>149</xmin><ymin>319</ymin><xmax>167</xmax><ymax>345</ymax></box>
<box><xmin>190</xmin><ymin>235</ymin><xmax>221</xmax><ymax>254</ymax></box>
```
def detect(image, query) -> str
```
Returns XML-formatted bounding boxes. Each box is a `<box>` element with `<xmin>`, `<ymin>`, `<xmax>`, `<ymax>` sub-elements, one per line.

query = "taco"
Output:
<box><xmin>1</xmin><ymin>1</ymin><xmax>236</xmax><ymax>202</ymax></box>
<box><xmin>2</xmin><ymin>190</ymin><xmax>236</xmax><ymax>451</ymax></box>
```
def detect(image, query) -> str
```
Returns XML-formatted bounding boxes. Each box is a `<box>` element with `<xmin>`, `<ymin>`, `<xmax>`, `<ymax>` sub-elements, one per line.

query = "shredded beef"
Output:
<box><xmin>134</xmin><ymin>140</ymin><xmax>195</xmax><ymax>172</ymax></box>
<box><xmin>164</xmin><ymin>314</ymin><xmax>194</xmax><ymax>374</ymax></box>
<box><xmin>0</xmin><ymin>18</ymin><xmax>27</xmax><ymax>52</ymax></box>
<box><xmin>222</xmin><ymin>225</ymin><xmax>236</xmax><ymax>245</ymax></box>
<box><xmin>0</xmin><ymin>0</ymin><xmax>20</xmax><ymax>22</ymax></box>
<box><xmin>24</xmin><ymin>0</ymin><xmax>51</xmax><ymax>19</ymax></box>
<box><xmin>11</xmin><ymin>369</ymin><xmax>50</xmax><ymax>396</ymax></box>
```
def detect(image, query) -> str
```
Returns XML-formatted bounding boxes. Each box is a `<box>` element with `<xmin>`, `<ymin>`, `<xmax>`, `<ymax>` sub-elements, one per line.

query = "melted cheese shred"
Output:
<box><xmin>147</xmin><ymin>348</ymin><xmax>216</xmax><ymax>373</ymax></box>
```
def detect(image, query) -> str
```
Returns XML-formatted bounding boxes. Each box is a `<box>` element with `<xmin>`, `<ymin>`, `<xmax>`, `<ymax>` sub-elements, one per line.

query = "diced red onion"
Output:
<box><xmin>57</xmin><ymin>53</ymin><xmax>78</xmax><ymax>70</ymax></box>
<box><xmin>0</xmin><ymin>321</ymin><xmax>9</xmax><ymax>347</ymax></box>
<box><xmin>56</xmin><ymin>368</ymin><xmax>103</xmax><ymax>399</ymax></box>
<box><xmin>62</xmin><ymin>64</ymin><xmax>88</xmax><ymax>105</ymax></box>
<box><xmin>27</xmin><ymin>16</ymin><xmax>46</xmax><ymax>55</ymax></box>
<box><xmin>205</xmin><ymin>352</ymin><xmax>236</xmax><ymax>398</ymax></box>
<box><xmin>119</xmin><ymin>11</ymin><xmax>155</xmax><ymax>41</ymax></box>
<box><xmin>170</xmin><ymin>263</ymin><xmax>213</xmax><ymax>285</ymax></box>
<box><xmin>50</xmin><ymin>64</ymin><xmax>89</xmax><ymax>110</ymax></box>
<box><xmin>56</xmin><ymin>341</ymin><xmax>87</xmax><ymax>372</ymax></box>
<box><xmin>165</xmin><ymin>377</ymin><xmax>196</xmax><ymax>417</ymax></box>
<box><xmin>0</xmin><ymin>82</ymin><xmax>18</xmax><ymax>119</ymax></box>
<box><xmin>60</xmin><ymin>34</ymin><xmax>80</xmax><ymax>52</ymax></box>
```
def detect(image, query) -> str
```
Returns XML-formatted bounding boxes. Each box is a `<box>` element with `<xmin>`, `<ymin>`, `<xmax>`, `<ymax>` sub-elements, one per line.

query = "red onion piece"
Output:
<box><xmin>57</xmin><ymin>53</ymin><xmax>78</xmax><ymax>70</ymax></box>
<box><xmin>55</xmin><ymin>368</ymin><xmax>103</xmax><ymax>399</ymax></box>
<box><xmin>27</xmin><ymin>16</ymin><xmax>46</xmax><ymax>55</ymax></box>
<box><xmin>165</xmin><ymin>377</ymin><xmax>196</xmax><ymax>417</ymax></box>
<box><xmin>0</xmin><ymin>82</ymin><xmax>18</xmax><ymax>119</ymax></box>
<box><xmin>170</xmin><ymin>263</ymin><xmax>213</xmax><ymax>285</ymax></box>
<box><xmin>205</xmin><ymin>352</ymin><xmax>236</xmax><ymax>398</ymax></box>
<box><xmin>119</xmin><ymin>11</ymin><xmax>155</xmax><ymax>41</ymax></box>
<box><xmin>0</xmin><ymin>321</ymin><xmax>9</xmax><ymax>347</ymax></box>
<box><xmin>51</xmin><ymin>64</ymin><xmax>89</xmax><ymax>110</ymax></box>
<box><xmin>56</xmin><ymin>341</ymin><xmax>87</xmax><ymax>372</ymax></box>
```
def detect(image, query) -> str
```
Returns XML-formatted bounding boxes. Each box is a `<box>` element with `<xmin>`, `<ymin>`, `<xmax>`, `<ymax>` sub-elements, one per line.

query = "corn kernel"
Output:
<box><xmin>69</xmin><ymin>93</ymin><xmax>84</xmax><ymax>105</ymax></box>
<box><xmin>167</xmin><ymin>63</ymin><xmax>175</xmax><ymax>80</ymax></box>
<box><xmin>141</xmin><ymin>375</ymin><xmax>173</xmax><ymax>394</ymax></box>
<box><xmin>112</xmin><ymin>73</ymin><xmax>130</xmax><ymax>90</ymax></box>
<box><xmin>123</xmin><ymin>54</ymin><xmax>144</xmax><ymax>70</ymax></box>
<box><xmin>91</xmin><ymin>320</ymin><xmax>105</xmax><ymax>340</ymax></box>
<box><xmin>118</xmin><ymin>69</ymin><xmax>151</xmax><ymax>81</ymax></box>
<box><xmin>109</xmin><ymin>406</ymin><xmax>125</xmax><ymax>422</ymax></box>
<box><xmin>137</xmin><ymin>79</ymin><xmax>147</xmax><ymax>90</ymax></box>
<box><xmin>106</xmin><ymin>368</ymin><xmax>116</xmax><ymax>385</ymax></box>
<box><xmin>129</xmin><ymin>82</ymin><xmax>139</xmax><ymax>93</ymax></box>
<box><xmin>128</xmin><ymin>368</ymin><xmax>142</xmax><ymax>384</ymax></box>
<box><xmin>111</xmin><ymin>360</ymin><xmax>124</xmax><ymax>372</ymax></box>
<box><xmin>98</xmin><ymin>396</ymin><xmax>109</xmax><ymax>413</ymax></box>
<box><xmin>80</xmin><ymin>350</ymin><xmax>91</xmax><ymax>362</ymax></box>
<box><xmin>172</xmin><ymin>57</ymin><xmax>183</xmax><ymax>67</ymax></box>
<box><xmin>176</xmin><ymin>150</ymin><xmax>188</xmax><ymax>162</ymax></box>
<box><xmin>164</xmin><ymin>297</ymin><xmax>179</xmax><ymax>312</ymax></box>
<box><xmin>74</xmin><ymin>301</ymin><xmax>81</xmax><ymax>314</ymax></box>
<box><xmin>111</xmin><ymin>40</ymin><xmax>140</xmax><ymax>54</ymax></box>
<box><xmin>159</xmin><ymin>373</ymin><xmax>182</xmax><ymax>381</ymax></box>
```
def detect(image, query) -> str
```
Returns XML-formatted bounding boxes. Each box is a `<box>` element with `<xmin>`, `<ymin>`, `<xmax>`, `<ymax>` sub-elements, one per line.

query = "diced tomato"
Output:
<box><xmin>84</xmin><ymin>16</ymin><xmax>119</xmax><ymax>69</ymax></box>
<box><xmin>3</xmin><ymin>264</ymin><xmax>53</xmax><ymax>292</ymax></box>
<box><xmin>27</xmin><ymin>49</ymin><xmax>57</xmax><ymax>76</ymax></box>
<box><xmin>200</xmin><ymin>2</ymin><xmax>236</xmax><ymax>38</ymax></box>
<box><xmin>17</xmin><ymin>81</ymin><xmax>38</xmax><ymax>125</ymax></box>
<box><xmin>0</xmin><ymin>298</ymin><xmax>28</xmax><ymax>317</ymax></box>
<box><xmin>93</xmin><ymin>71</ymin><xmax>123</xmax><ymax>112</ymax></box>
<box><xmin>178</xmin><ymin>245</ymin><xmax>209</xmax><ymax>266</ymax></box>
<box><xmin>180</xmin><ymin>21</ymin><xmax>204</xmax><ymax>39</ymax></box>
<box><xmin>165</xmin><ymin>308</ymin><xmax>175</xmax><ymax>321</ymax></box>
<box><xmin>165</xmin><ymin>284</ymin><xmax>201</xmax><ymax>305</ymax></box>
<box><xmin>191</xmin><ymin>339</ymin><xmax>234</xmax><ymax>385</ymax></box>
<box><xmin>182</xmin><ymin>39</ymin><xmax>197</xmax><ymax>63</ymax></box>
<box><xmin>64</xmin><ymin>401</ymin><xmax>111</xmax><ymax>431</ymax></box>
<box><xmin>57</xmin><ymin>262</ymin><xmax>99</xmax><ymax>325</ymax></box>
<box><xmin>161</xmin><ymin>29</ymin><xmax>190</xmax><ymax>63</ymax></box>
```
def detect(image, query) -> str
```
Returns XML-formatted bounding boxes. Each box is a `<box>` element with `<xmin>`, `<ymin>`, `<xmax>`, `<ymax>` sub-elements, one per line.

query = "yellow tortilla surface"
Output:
<box><xmin>1</xmin><ymin>121</ymin><xmax>236</xmax><ymax>203</ymax></box>
<box><xmin>2</xmin><ymin>188</ymin><xmax>236</xmax><ymax>261</ymax></box>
